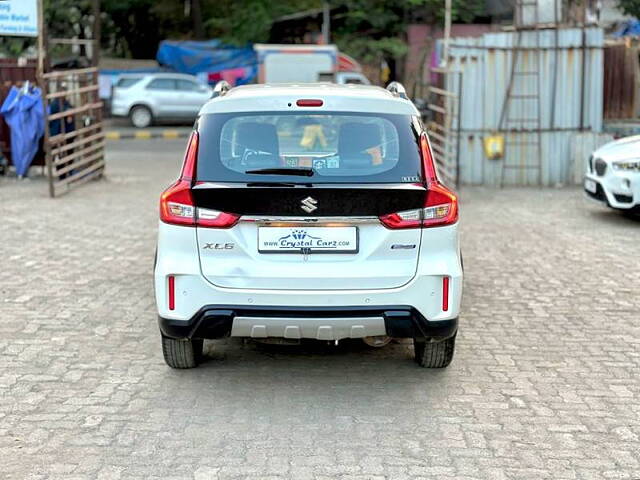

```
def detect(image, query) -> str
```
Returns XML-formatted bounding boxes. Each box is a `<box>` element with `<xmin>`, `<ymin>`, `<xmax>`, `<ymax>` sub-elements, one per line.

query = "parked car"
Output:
<box><xmin>318</xmin><ymin>71</ymin><xmax>371</xmax><ymax>85</ymax></box>
<box><xmin>155</xmin><ymin>82</ymin><xmax>462</xmax><ymax>369</ymax></box>
<box><xmin>111</xmin><ymin>73</ymin><xmax>213</xmax><ymax>128</ymax></box>
<box><xmin>584</xmin><ymin>135</ymin><xmax>640</xmax><ymax>214</ymax></box>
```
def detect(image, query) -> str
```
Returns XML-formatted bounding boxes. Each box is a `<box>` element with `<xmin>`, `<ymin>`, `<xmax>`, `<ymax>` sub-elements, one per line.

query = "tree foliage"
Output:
<box><xmin>1</xmin><ymin>0</ymin><xmax>484</xmax><ymax>68</ymax></box>
<box><xmin>330</xmin><ymin>0</ymin><xmax>483</xmax><ymax>79</ymax></box>
<box><xmin>617</xmin><ymin>0</ymin><xmax>640</xmax><ymax>18</ymax></box>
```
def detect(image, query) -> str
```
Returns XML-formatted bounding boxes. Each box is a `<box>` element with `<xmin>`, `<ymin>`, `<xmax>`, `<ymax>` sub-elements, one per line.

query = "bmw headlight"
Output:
<box><xmin>612</xmin><ymin>160</ymin><xmax>640</xmax><ymax>171</ymax></box>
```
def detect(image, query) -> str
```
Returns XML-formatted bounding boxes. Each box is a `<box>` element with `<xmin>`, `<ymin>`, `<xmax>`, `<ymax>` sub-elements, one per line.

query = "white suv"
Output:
<box><xmin>584</xmin><ymin>135</ymin><xmax>640</xmax><ymax>214</ymax></box>
<box><xmin>154</xmin><ymin>82</ymin><xmax>463</xmax><ymax>369</ymax></box>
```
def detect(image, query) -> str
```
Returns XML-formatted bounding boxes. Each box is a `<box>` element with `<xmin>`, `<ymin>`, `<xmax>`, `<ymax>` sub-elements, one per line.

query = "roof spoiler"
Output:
<box><xmin>386</xmin><ymin>81</ymin><xmax>408</xmax><ymax>99</ymax></box>
<box><xmin>212</xmin><ymin>80</ymin><xmax>230</xmax><ymax>99</ymax></box>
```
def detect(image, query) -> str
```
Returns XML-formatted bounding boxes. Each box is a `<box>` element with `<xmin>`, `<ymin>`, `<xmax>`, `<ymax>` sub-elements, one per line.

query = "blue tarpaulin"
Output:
<box><xmin>156</xmin><ymin>40</ymin><xmax>257</xmax><ymax>84</ymax></box>
<box><xmin>613</xmin><ymin>19</ymin><xmax>640</xmax><ymax>38</ymax></box>
<box><xmin>0</xmin><ymin>85</ymin><xmax>45</xmax><ymax>177</ymax></box>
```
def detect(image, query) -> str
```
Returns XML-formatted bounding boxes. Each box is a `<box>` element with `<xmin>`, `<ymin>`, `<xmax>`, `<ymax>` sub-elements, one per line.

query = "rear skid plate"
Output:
<box><xmin>230</xmin><ymin>316</ymin><xmax>386</xmax><ymax>340</ymax></box>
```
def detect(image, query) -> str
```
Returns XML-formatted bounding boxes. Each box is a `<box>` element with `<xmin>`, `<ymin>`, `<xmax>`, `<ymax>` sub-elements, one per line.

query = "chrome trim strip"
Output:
<box><xmin>193</xmin><ymin>182</ymin><xmax>424</xmax><ymax>190</ymax></box>
<box><xmin>239</xmin><ymin>215</ymin><xmax>379</xmax><ymax>225</ymax></box>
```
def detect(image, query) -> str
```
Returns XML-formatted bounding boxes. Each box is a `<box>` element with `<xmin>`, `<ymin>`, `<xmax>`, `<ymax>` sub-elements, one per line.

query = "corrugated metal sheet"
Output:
<box><xmin>440</xmin><ymin>27</ymin><xmax>604</xmax><ymax>186</ymax></box>
<box><xmin>603</xmin><ymin>44</ymin><xmax>638</xmax><ymax>119</ymax></box>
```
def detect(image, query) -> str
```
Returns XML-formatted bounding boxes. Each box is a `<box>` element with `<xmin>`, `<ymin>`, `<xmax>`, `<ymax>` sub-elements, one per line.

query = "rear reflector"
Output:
<box><xmin>168</xmin><ymin>275</ymin><xmax>175</xmax><ymax>310</ymax></box>
<box><xmin>442</xmin><ymin>276</ymin><xmax>449</xmax><ymax>312</ymax></box>
<box><xmin>296</xmin><ymin>99</ymin><xmax>323</xmax><ymax>107</ymax></box>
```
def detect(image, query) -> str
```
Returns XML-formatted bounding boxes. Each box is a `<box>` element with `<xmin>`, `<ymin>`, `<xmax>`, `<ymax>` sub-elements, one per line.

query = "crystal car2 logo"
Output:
<box><xmin>300</xmin><ymin>196</ymin><xmax>318</xmax><ymax>213</ymax></box>
<box><xmin>276</xmin><ymin>229</ymin><xmax>321</xmax><ymax>248</ymax></box>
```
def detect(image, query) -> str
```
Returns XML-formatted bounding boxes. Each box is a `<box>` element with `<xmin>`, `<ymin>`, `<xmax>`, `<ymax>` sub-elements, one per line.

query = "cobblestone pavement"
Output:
<box><xmin>1</xmin><ymin>140</ymin><xmax>640</xmax><ymax>480</ymax></box>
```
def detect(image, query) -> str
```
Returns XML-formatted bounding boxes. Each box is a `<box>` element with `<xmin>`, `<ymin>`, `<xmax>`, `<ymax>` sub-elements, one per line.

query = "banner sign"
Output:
<box><xmin>0</xmin><ymin>0</ymin><xmax>38</xmax><ymax>37</ymax></box>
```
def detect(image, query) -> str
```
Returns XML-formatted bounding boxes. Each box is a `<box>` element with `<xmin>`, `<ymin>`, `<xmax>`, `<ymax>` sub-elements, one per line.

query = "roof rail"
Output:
<box><xmin>386</xmin><ymin>81</ymin><xmax>408</xmax><ymax>99</ymax></box>
<box><xmin>212</xmin><ymin>80</ymin><xmax>231</xmax><ymax>98</ymax></box>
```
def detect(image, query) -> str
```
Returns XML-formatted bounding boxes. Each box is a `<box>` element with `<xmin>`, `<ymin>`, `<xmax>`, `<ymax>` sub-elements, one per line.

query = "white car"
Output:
<box><xmin>111</xmin><ymin>73</ymin><xmax>213</xmax><ymax>128</ymax></box>
<box><xmin>154</xmin><ymin>82</ymin><xmax>463</xmax><ymax>369</ymax></box>
<box><xmin>584</xmin><ymin>135</ymin><xmax>640</xmax><ymax>213</ymax></box>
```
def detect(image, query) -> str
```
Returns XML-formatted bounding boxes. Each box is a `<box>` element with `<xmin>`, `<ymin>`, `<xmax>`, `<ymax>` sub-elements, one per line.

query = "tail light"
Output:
<box><xmin>160</xmin><ymin>132</ymin><xmax>239</xmax><ymax>228</ymax></box>
<box><xmin>379</xmin><ymin>133</ymin><xmax>458</xmax><ymax>229</ymax></box>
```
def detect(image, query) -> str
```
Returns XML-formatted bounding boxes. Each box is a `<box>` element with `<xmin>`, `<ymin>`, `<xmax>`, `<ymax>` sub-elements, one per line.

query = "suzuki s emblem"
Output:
<box><xmin>300</xmin><ymin>196</ymin><xmax>318</xmax><ymax>213</ymax></box>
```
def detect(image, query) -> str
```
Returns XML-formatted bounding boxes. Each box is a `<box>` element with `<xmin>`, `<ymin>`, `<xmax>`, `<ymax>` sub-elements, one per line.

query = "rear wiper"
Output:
<box><xmin>246</xmin><ymin>181</ymin><xmax>297</xmax><ymax>187</ymax></box>
<box><xmin>245</xmin><ymin>167</ymin><xmax>315</xmax><ymax>177</ymax></box>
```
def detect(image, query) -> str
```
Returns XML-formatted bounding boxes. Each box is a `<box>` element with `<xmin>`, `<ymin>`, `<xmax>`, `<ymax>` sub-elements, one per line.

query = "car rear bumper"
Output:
<box><xmin>155</xmin><ymin>222</ymin><xmax>463</xmax><ymax>323</ymax></box>
<box><xmin>159</xmin><ymin>305</ymin><xmax>458</xmax><ymax>340</ymax></box>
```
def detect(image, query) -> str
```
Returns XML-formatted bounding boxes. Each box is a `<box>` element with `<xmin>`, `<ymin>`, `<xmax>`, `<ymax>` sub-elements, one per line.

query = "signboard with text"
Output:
<box><xmin>0</xmin><ymin>0</ymin><xmax>38</xmax><ymax>37</ymax></box>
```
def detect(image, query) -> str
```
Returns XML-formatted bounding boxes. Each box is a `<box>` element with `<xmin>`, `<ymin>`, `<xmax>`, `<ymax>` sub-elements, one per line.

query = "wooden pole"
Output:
<box><xmin>441</xmin><ymin>0</ymin><xmax>452</xmax><ymax>68</ymax></box>
<box><xmin>36</xmin><ymin>0</ymin><xmax>44</xmax><ymax>80</ymax></box>
<box><xmin>36</xmin><ymin>0</ymin><xmax>54</xmax><ymax>197</ymax></box>
<box><xmin>321</xmin><ymin>2</ymin><xmax>330</xmax><ymax>45</ymax></box>
<box><xmin>92</xmin><ymin>0</ymin><xmax>101</xmax><ymax>67</ymax></box>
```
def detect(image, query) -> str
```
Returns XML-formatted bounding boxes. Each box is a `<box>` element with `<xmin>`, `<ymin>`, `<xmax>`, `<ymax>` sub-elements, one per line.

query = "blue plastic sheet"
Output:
<box><xmin>0</xmin><ymin>85</ymin><xmax>45</xmax><ymax>177</ymax></box>
<box><xmin>613</xmin><ymin>19</ymin><xmax>640</xmax><ymax>38</ymax></box>
<box><xmin>156</xmin><ymin>40</ymin><xmax>257</xmax><ymax>84</ymax></box>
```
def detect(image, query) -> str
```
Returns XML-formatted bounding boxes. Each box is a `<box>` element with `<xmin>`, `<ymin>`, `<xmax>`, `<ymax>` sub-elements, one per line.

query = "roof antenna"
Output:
<box><xmin>212</xmin><ymin>80</ymin><xmax>230</xmax><ymax>98</ymax></box>
<box><xmin>386</xmin><ymin>81</ymin><xmax>407</xmax><ymax>99</ymax></box>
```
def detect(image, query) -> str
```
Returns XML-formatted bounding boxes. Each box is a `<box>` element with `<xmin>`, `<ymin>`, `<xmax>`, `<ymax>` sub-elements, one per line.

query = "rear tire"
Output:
<box><xmin>161</xmin><ymin>335</ymin><xmax>203</xmax><ymax>369</ymax></box>
<box><xmin>129</xmin><ymin>105</ymin><xmax>153</xmax><ymax>128</ymax></box>
<box><xmin>414</xmin><ymin>334</ymin><xmax>456</xmax><ymax>368</ymax></box>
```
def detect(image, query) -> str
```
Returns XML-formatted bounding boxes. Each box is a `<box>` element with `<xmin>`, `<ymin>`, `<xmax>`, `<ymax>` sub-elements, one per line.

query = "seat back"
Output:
<box><xmin>337</xmin><ymin>122</ymin><xmax>383</xmax><ymax>168</ymax></box>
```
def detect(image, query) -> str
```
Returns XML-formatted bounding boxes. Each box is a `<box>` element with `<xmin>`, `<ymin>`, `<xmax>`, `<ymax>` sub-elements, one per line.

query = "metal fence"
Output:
<box><xmin>603</xmin><ymin>43</ymin><xmax>638</xmax><ymax>120</ymax></box>
<box><xmin>441</xmin><ymin>27</ymin><xmax>606</xmax><ymax>186</ymax></box>
<box><xmin>42</xmin><ymin>67</ymin><xmax>105</xmax><ymax>197</ymax></box>
<box><xmin>426</xmin><ymin>68</ymin><xmax>462</xmax><ymax>189</ymax></box>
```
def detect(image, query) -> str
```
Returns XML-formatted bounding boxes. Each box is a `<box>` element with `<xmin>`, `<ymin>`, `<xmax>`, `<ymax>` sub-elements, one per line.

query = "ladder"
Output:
<box><xmin>498</xmin><ymin>0</ymin><xmax>543</xmax><ymax>187</ymax></box>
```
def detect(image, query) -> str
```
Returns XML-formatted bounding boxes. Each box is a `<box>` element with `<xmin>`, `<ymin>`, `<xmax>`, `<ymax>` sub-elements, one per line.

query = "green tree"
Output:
<box><xmin>617</xmin><ymin>0</ymin><xmax>640</xmax><ymax>18</ymax></box>
<box><xmin>102</xmin><ymin>0</ymin><xmax>189</xmax><ymax>58</ymax></box>
<box><xmin>331</xmin><ymin>0</ymin><xmax>483</xmax><ymax>81</ymax></box>
<box><xmin>203</xmin><ymin>0</ymin><xmax>321</xmax><ymax>45</ymax></box>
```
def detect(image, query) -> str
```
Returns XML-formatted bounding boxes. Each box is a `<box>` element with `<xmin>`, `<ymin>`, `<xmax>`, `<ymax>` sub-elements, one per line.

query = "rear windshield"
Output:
<box><xmin>196</xmin><ymin>112</ymin><xmax>422</xmax><ymax>183</ymax></box>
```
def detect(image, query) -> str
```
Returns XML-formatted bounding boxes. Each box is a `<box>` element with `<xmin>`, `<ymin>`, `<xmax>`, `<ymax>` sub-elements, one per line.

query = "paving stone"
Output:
<box><xmin>0</xmin><ymin>141</ymin><xmax>639</xmax><ymax>479</ymax></box>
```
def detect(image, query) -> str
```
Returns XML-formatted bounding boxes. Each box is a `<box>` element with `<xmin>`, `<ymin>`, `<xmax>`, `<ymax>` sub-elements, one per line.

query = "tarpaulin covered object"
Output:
<box><xmin>0</xmin><ymin>85</ymin><xmax>44</xmax><ymax>177</ymax></box>
<box><xmin>614</xmin><ymin>19</ymin><xmax>640</xmax><ymax>38</ymax></box>
<box><xmin>157</xmin><ymin>40</ymin><xmax>257</xmax><ymax>85</ymax></box>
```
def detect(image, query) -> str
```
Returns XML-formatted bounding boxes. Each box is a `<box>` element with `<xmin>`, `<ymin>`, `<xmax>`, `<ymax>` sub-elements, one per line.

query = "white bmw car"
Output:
<box><xmin>584</xmin><ymin>135</ymin><xmax>640</xmax><ymax>213</ymax></box>
<box><xmin>154</xmin><ymin>82</ymin><xmax>463</xmax><ymax>369</ymax></box>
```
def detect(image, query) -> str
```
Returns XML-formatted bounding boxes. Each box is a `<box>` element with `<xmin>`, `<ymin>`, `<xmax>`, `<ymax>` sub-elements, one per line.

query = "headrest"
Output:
<box><xmin>337</xmin><ymin>122</ymin><xmax>383</xmax><ymax>168</ymax></box>
<box><xmin>235</xmin><ymin>122</ymin><xmax>280</xmax><ymax>168</ymax></box>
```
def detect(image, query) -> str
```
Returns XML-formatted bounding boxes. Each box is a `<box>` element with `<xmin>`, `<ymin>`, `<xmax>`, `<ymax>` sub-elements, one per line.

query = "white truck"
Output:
<box><xmin>254</xmin><ymin>44</ymin><xmax>370</xmax><ymax>85</ymax></box>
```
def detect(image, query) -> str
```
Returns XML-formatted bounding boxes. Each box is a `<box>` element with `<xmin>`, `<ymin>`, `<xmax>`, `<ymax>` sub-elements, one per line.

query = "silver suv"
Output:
<box><xmin>111</xmin><ymin>73</ymin><xmax>213</xmax><ymax>128</ymax></box>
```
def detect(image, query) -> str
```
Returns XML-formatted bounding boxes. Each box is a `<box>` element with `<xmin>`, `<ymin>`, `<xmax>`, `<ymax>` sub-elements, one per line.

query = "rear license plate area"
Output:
<box><xmin>258</xmin><ymin>226</ymin><xmax>358</xmax><ymax>253</ymax></box>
